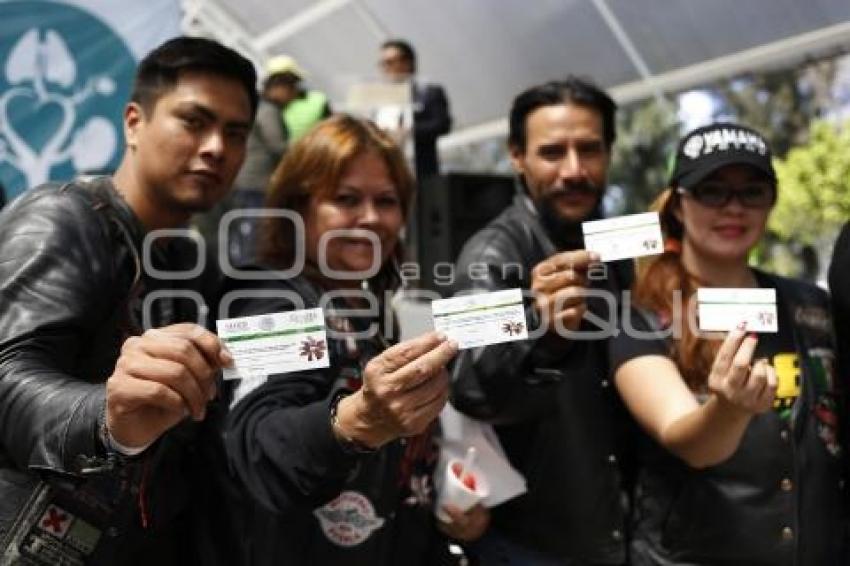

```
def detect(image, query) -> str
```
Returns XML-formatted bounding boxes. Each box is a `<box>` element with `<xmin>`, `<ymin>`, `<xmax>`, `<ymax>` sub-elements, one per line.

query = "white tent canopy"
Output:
<box><xmin>185</xmin><ymin>0</ymin><xmax>850</xmax><ymax>148</ymax></box>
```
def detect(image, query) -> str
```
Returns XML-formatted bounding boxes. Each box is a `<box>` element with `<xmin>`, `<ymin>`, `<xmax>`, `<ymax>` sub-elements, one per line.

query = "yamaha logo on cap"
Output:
<box><xmin>681</xmin><ymin>126</ymin><xmax>768</xmax><ymax>160</ymax></box>
<box><xmin>669</xmin><ymin>122</ymin><xmax>775</xmax><ymax>189</ymax></box>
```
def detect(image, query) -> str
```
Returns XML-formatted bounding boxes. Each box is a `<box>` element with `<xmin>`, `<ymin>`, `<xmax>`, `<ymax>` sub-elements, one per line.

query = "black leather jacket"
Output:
<box><xmin>449</xmin><ymin>189</ymin><xmax>634</xmax><ymax>564</ymax></box>
<box><xmin>0</xmin><ymin>178</ymin><xmax>231</xmax><ymax>565</ymax></box>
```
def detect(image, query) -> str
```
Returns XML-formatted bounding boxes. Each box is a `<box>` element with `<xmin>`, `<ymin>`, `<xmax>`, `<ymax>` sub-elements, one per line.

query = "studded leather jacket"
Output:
<box><xmin>0</xmin><ymin>178</ymin><xmax>230</xmax><ymax>566</ymax></box>
<box><xmin>449</xmin><ymin>188</ymin><xmax>635</xmax><ymax>564</ymax></box>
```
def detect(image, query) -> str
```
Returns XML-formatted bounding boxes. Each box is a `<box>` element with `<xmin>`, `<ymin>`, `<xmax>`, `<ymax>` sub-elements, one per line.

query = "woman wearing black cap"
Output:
<box><xmin>609</xmin><ymin>123</ymin><xmax>844</xmax><ymax>564</ymax></box>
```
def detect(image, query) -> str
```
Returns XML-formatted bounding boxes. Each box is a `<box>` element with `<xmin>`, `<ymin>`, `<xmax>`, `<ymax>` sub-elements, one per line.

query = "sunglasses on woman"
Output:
<box><xmin>676</xmin><ymin>181</ymin><xmax>776</xmax><ymax>209</ymax></box>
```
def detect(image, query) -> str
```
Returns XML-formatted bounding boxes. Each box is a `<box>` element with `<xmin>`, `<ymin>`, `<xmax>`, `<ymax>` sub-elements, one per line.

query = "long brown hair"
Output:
<box><xmin>633</xmin><ymin>188</ymin><xmax>719</xmax><ymax>389</ymax></box>
<box><xmin>259</xmin><ymin>114</ymin><xmax>414</xmax><ymax>293</ymax></box>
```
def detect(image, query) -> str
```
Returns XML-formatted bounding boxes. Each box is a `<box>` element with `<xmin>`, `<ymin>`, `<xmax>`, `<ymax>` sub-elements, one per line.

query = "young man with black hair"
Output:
<box><xmin>0</xmin><ymin>36</ymin><xmax>256</xmax><ymax>565</ymax></box>
<box><xmin>449</xmin><ymin>77</ymin><xmax>634</xmax><ymax>565</ymax></box>
<box><xmin>379</xmin><ymin>39</ymin><xmax>451</xmax><ymax>179</ymax></box>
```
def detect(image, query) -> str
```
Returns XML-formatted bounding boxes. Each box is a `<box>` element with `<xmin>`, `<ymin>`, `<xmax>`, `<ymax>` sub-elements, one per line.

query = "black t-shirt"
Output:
<box><xmin>610</xmin><ymin>290</ymin><xmax>797</xmax><ymax>412</ymax></box>
<box><xmin>607</xmin><ymin>276</ymin><xmax>823</xmax><ymax>564</ymax></box>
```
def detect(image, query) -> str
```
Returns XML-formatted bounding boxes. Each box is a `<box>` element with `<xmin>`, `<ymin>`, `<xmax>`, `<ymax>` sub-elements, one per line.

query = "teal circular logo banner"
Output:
<box><xmin>0</xmin><ymin>1</ymin><xmax>134</xmax><ymax>199</ymax></box>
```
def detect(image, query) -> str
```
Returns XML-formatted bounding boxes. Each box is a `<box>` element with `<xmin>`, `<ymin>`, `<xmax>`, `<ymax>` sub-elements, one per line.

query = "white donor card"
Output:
<box><xmin>582</xmin><ymin>212</ymin><xmax>663</xmax><ymax>262</ymax></box>
<box><xmin>217</xmin><ymin>309</ymin><xmax>330</xmax><ymax>380</ymax></box>
<box><xmin>697</xmin><ymin>288</ymin><xmax>778</xmax><ymax>333</ymax></box>
<box><xmin>432</xmin><ymin>289</ymin><xmax>528</xmax><ymax>350</ymax></box>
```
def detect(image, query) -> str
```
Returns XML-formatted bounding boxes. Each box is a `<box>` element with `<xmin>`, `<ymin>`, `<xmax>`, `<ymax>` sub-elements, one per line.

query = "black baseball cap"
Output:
<box><xmin>669</xmin><ymin>123</ymin><xmax>776</xmax><ymax>189</ymax></box>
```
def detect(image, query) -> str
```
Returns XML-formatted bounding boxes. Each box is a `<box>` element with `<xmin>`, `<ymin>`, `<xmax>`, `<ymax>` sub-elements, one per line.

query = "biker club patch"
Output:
<box><xmin>314</xmin><ymin>490</ymin><xmax>385</xmax><ymax>547</ymax></box>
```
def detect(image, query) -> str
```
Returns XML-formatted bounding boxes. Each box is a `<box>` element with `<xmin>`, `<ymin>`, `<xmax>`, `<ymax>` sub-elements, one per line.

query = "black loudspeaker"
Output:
<box><xmin>414</xmin><ymin>173</ymin><xmax>515</xmax><ymax>295</ymax></box>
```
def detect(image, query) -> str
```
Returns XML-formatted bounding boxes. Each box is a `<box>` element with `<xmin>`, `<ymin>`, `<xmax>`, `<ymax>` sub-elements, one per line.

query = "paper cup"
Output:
<box><xmin>435</xmin><ymin>458</ymin><xmax>489</xmax><ymax>522</ymax></box>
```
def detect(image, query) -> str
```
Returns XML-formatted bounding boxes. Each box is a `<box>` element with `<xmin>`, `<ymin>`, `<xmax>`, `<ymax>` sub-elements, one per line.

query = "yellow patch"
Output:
<box><xmin>773</xmin><ymin>352</ymin><xmax>800</xmax><ymax>410</ymax></box>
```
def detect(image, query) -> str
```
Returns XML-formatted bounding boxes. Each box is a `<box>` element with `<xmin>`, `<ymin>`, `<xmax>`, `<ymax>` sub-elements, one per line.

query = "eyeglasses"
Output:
<box><xmin>676</xmin><ymin>181</ymin><xmax>776</xmax><ymax>209</ymax></box>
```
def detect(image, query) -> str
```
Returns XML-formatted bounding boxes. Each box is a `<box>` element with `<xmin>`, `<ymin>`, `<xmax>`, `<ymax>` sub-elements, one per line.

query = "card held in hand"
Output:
<box><xmin>432</xmin><ymin>289</ymin><xmax>529</xmax><ymax>350</ymax></box>
<box><xmin>697</xmin><ymin>288</ymin><xmax>778</xmax><ymax>333</ymax></box>
<box><xmin>582</xmin><ymin>212</ymin><xmax>664</xmax><ymax>262</ymax></box>
<box><xmin>217</xmin><ymin>308</ymin><xmax>330</xmax><ymax>380</ymax></box>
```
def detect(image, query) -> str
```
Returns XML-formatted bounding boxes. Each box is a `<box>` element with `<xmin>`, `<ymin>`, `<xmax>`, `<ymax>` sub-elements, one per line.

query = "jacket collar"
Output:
<box><xmin>88</xmin><ymin>176</ymin><xmax>147</xmax><ymax>247</ymax></box>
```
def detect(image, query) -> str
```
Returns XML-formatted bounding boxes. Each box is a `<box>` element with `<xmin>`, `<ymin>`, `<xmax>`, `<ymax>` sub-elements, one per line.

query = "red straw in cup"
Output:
<box><xmin>457</xmin><ymin>447</ymin><xmax>477</xmax><ymax>490</ymax></box>
<box><xmin>438</xmin><ymin>446</ymin><xmax>488</xmax><ymax>521</ymax></box>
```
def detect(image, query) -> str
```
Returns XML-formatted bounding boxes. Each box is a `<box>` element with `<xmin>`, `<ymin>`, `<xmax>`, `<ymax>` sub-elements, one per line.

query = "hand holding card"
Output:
<box><xmin>106</xmin><ymin>323</ymin><xmax>228</xmax><ymax>450</ymax></box>
<box><xmin>333</xmin><ymin>332</ymin><xmax>458</xmax><ymax>449</ymax></box>
<box><xmin>707</xmin><ymin>326</ymin><xmax>777</xmax><ymax>415</ymax></box>
<box><xmin>531</xmin><ymin>250</ymin><xmax>596</xmax><ymax>334</ymax></box>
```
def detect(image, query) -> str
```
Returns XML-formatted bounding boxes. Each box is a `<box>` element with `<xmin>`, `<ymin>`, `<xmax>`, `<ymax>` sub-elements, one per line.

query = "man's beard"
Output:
<box><xmin>536</xmin><ymin>181</ymin><xmax>604</xmax><ymax>250</ymax></box>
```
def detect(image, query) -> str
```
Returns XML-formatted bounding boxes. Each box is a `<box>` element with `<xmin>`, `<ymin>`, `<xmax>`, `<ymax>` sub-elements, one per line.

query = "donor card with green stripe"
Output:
<box><xmin>217</xmin><ymin>308</ymin><xmax>329</xmax><ymax>380</ymax></box>
<box><xmin>432</xmin><ymin>288</ymin><xmax>528</xmax><ymax>350</ymax></box>
<box><xmin>697</xmin><ymin>288</ymin><xmax>778</xmax><ymax>333</ymax></box>
<box><xmin>582</xmin><ymin>212</ymin><xmax>663</xmax><ymax>262</ymax></box>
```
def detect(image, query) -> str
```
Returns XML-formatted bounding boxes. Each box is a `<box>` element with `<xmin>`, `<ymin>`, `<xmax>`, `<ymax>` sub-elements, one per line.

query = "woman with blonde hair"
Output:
<box><xmin>221</xmin><ymin>114</ymin><xmax>487</xmax><ymax>565</ymax></box>
<box><xmin>610</xmin><ymin>123</ymin><xmax>844</xmax><ymax>564</ymax></box>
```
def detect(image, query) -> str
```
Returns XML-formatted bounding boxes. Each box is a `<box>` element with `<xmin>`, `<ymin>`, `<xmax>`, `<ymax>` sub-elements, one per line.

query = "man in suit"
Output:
<box><xmin>379</xmin><ymin>39</ymin><xmax>451</xmax><ymax>179</ymax></box>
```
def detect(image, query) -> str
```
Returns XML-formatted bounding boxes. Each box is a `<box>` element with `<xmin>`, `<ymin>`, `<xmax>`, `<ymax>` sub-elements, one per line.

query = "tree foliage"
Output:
<box><xmin>770</xmin><ymin>120</ymin><xmax>850</xmax><ymax>245</ymax></box>
<box><xmin>709</xmin><ymin>59</ymin><xmax>838</xmax><ymax>158</ymax></box>
<box><xmin>610</xmin><ymin>98</ymin><xmax>681</xmax><ymax>214</ymax></box>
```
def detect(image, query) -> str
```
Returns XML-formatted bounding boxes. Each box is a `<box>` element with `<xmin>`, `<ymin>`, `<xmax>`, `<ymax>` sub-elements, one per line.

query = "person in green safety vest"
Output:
<box><xmin>265</xmin><ymin>55</ymin><xmax>332</xmax><ymax>143</ymax></box>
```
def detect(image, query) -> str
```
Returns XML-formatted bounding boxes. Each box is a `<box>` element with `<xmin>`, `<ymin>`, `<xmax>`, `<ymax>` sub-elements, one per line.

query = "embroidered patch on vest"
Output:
<box><xmin>794</xmin><ymin>306</ymin><xmax>831</xmax><ymax>335</ymax></box>
<box><xmin>808</xmin><ymin>348</ymin><xmax>841</xmax><ymax>456</ymax></box>
<box><xmin>314</xmin><ymin>490</ymin><xmax>385</xmax><ymax>547</ymax></box>
<box><xmin>19</xmin><ymin>504</ymin><xmax>101</xmax><ymax>565</ymax></box>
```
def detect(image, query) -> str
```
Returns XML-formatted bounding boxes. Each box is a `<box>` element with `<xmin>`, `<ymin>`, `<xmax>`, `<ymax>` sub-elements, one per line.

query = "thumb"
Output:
<box><xmin>439</xmin><ymin>504</ymin><xmax>468</xmax><ymax>527</ymax></box>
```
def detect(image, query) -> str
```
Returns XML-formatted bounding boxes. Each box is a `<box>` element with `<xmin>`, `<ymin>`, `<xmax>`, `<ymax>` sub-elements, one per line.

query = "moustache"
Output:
<box><xmin>545</xmin><ymin>181</ymin><xmax>603</xmax><ymax>199</ymax></box>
